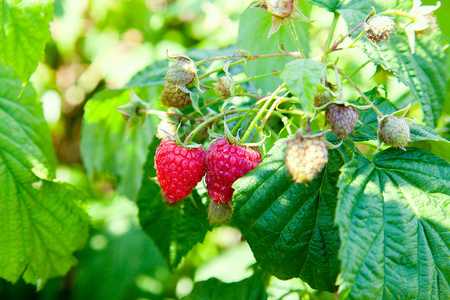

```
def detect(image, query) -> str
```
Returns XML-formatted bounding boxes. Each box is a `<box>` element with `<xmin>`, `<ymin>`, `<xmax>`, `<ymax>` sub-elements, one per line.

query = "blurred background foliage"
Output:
<box><xmin>0</xmin><ymin>0</ymin><xmax>448</xmax><ymax>299</ymax></box>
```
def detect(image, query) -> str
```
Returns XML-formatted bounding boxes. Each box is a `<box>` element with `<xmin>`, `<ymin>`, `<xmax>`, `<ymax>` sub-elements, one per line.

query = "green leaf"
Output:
<box><xmin>0</xmin><ymin>64</ymin><xmax>57</xmax><ymax>179</ymax></box>
<box><xmin>362</xmin><ymin>30</ymin><xmax>447</xmax><ymax>127</ymax></box>
<box><xmin>80</xmin><ymin>88</ymin><xmax>155</xmax><ymax>200</ymax></box>
<box><xmin>281</xmin><ymin>59</ymin><xmax>326</xmax><ymax>116</ymax></box>
<box><xmin>304</xmin><ymin>0</ymin><xmax>341</xmax><ymax>11</ymax></box>
<box><xmin>351</xmin><ymin>88</ymin><xmax>450</xmax><ymax>161</ymax></box>
<box><xmin>181</xmin><ymin>272</ymin><xmax>268</xmax><ymax>300</ymax></box>
<box><xmin>305</xmin><ymin>0</ymin><xmax>372</xmax><ymax>31</ymax></box>
<box><xmin>236</xmin><ymin>7</ymin><xmax>310</xmax><ymax>94</ymax></box>
<box><xmin>336</xmin><ymin>148</ymin><xmax>450</xmax><ymax>299</ymax></box>
<box><xmin>0</xmin><ymin>181</ymin><xmax>89</xmax><ymax>288</ymax></box>
<box><xmin>0</xmin><ymin>63</ymin><xmax>89</xmax><ymax>288</ymax></box>
<box><xmin>232</xmin><ymin>140</ymin><xmax>355</xmax><ymax>292</ymax></box>
<box><xmin>0</xmin><ymin>0</ymin><xmax>53</xmax><ymax>82</ymax></box>
<box><xmin>137</xmin><ymin>138</ymin><xmax>211</xmax><ymax>268</ymax></box>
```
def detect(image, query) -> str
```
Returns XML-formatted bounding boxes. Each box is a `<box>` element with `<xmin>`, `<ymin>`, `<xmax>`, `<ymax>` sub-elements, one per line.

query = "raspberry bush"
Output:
<box><xmin>1</xmin><ymin>0</ymin><xmax>450</xmax><ymax>299</ymax></box>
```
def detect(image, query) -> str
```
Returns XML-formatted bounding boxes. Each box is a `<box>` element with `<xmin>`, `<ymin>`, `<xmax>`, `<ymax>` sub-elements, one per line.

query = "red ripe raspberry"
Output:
<box><xmin>205</xmin><ymin>138</ymin><xmax>261</xmax><ymax>204</ymax></box>
<box><xmin>155</xmin><ymin>140</ymin><xmax>206</xmax><ymax>203</ymax></box>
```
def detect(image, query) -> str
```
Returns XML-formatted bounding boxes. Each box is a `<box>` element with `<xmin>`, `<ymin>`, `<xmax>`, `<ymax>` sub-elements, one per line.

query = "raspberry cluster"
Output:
<box><xmin>154</xmin><ymin>138</ymin><xmax>261</xmax><ymax>207</ymax></box>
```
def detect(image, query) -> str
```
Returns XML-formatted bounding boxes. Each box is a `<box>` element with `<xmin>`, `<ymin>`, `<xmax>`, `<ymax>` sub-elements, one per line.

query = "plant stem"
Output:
<box><xmin>381</xmin><ymin>9</ymin><xmax>415</xmax><ymax>21</ymax></box>
<box><xmin>234</xmin><ymin>71</ymin><xmax>282</xmax><ymax>85</ymax></box>
<box><xmin>241</xmin><ymin>83</ymin><xmax>286</xmax><ymax>143</ymax></box>
<box><xmin>288</xmin><ymin>18</ymin><xmax>304</xmax><ymax>57</ymax></box>
<box><xmin>183</xmin><ymin>108</ymin><xmax>251</xmax><ymax>144</ymax></box>
<box><xmin>325</xmin><ymin>12</ymin><xmax>340</xmax><ymax>51</ymax></box>
<box><xmin>196</xmin><ymin>52</ymin><xmax>301</xmax><ymax>80</ymax></box>
<box><xmin>319</xmin><ymin>21</ymin><xmax>365</xmax><ymax>59</ymax></box>
<box><xmin>138</xmin><ymin>108</ymin><xmax>204</xmax><ymax>122</ymax></box>
<box><xmin>336</xmin><ymin>67</ymin><xmax>384</xmax><ymax>118</ymax></box>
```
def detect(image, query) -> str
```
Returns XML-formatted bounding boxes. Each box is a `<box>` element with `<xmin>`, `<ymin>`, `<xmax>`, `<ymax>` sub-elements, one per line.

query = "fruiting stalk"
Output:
<box><xmin>336</xmin><ymin>67</ymin><xmax>384</xmax><ymax>118</ymax></box>
<box><xmin>241</xmin><ymin>83</ymin><xmax>286</xmax><ymax>143</ymax></box>
<box><xmin>184</xmin><ymin>108</ymin><xmax>253</xmax><ymax>145</ymax></box>
<box><xmin>137</xmin><ymin>108</ymin><xmax>204</xmax><ymax>122</ymax></box>
<box><xmin>288</xmin><ymin>18</ymin><xmax>305</xmax><ymax>57</ymax></box>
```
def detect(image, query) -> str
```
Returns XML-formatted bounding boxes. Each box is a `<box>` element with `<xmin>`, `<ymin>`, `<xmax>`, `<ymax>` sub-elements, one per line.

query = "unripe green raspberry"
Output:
<box><xmin>378</xmin><ymin>116</ymin><xmax>410</xmax><ymax>149</ymax></box>
<box><xmin>364</xmin><ymin>15</ymin><xmax>396</xmax><ymax>44</ymax></box>
<box><xmin>160</xmin><ymin>81</ymin><xmax>191</xmax><ymax>108</ymax></box>
<box><xmin>166</xmin><ymin>56</ymin><xmax>197</xmax><ymax>86</ymax></box>
<box><xmin>325</xmin><ymin>104</ymin><xmax>359</xmax><ymax>139</ymax></box>
<box><xmin>314</xmin><ymin>91</ymin><xmax>332</xmax><ymax>108</ymax></box>
<box><xmin>285</xmin><ymin>135</ymin><xmax>328</xmax><ymax>183</ymax></box>
<box><xmin>213</xmin><ymin>77</ymin><xmax>233</xmax><ymax>98</ymax></box>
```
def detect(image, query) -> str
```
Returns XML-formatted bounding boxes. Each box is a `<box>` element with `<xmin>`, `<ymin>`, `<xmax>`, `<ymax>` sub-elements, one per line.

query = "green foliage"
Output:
<box><xmin>352</xmin><ymin>88</ymin><xmax>450</xmax><ymax>160</ymax></box>
<box><xmin>362</xmin><ymin>31</ymin><xmax>447</xmax><ymax>127</ymax></box>
<box><xmin>336</xmin><ymin>148</ymin><xmax>450</xmax><ymax>298</ymax></box>
<box><xmin>80</xmin><ymin>88</ymin><xmax>156</xmax><ymax>200</ymax></box>
<box><xmin>0</xmin><ymin>64</ymin><xmax>89</xmax><ymax>288</ymax></box>
<box><xmin>281</xmin><ymin>59</ymin><xmax>326</xmax><ymax>116</ymax></box>
<box><xmin>233</xmin><ymin>140</ymin><xmax>354</xmax><ymax>292</ymax></box>
<box><xmin>236</xmin><ymin>7</ymin><xmax>310</xmax><ymax>93</ymax></box>
<box><xmin>137</xmin><ymin>138</ymin><xmax>211</xmax><ymax>269</ymax></box>
<box><xmin>0</xmin><ymin>0</ymin><xmax>54</xmax><ymax>82</ymax></box>
<box><xmin>73</xmin><ymin>227</ymin><xmax>168</xmax><ymax>300</ymax></box>
<box><xmin>182</xmin><ymin>272</ymin><xmax>268</xmax><ymax>300</ymax></box>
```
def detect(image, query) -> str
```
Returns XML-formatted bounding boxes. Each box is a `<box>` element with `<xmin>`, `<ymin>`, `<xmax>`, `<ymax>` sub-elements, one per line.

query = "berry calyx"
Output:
<box><xmin>160</xmin><ymin>81</ymin><xmax>192</xmax><ymax>108</ymax></box>
<box><xmin>325</xmin><ymin>104</ymin><xmax>360</xmax><ymax>139</ymax></box>
<box><xmin>377</xmin><ymin>116</ymin><xmax>410</xmax><ymax>150</ymax></box>
<box><xmin>364</xmin><ymin>15</ymin><xmax>396</xmax><ymax>45</ymax></box>
<box><xmin>285</xmin><ymin>131</ymin><xmax>328</xmax><ymax>184</ymax></box>
<box><xmin>166</xmin><ymin>55</ymin><xmax>197</xmax><ymax>86</ymax></box>
<box><xmin>155</xmin><ymin>140</ymin><xmax>206</xmax><ymax>203</ymax></box>
<box><xmin>205</xmin><ymin>138</ymin><xmax>261</xmax><ymax>204</ymax></box>
<box><xmin>208</xmin><ymin>201</ymin><xmax>233</xmax><ymax>224</ymax></box>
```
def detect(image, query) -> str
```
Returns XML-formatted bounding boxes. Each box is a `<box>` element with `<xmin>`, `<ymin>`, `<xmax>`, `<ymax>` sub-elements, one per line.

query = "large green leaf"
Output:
<box><xmin>336</xmin><ymin>148</ymin><xmax>450</xmax><ymax>299</ymax></box>
<box><xmin>0</xmin><ymin>64</ymin><xmax>89</xmax><ymax>287</ymax></box>
<box><xmin>362</xmin><ymin>30</ymin><xmax>447</xmax><ymax>127</ymax></box>
<box><xmin>281</xmin><ymin>59</ymin><xmax>326</xmax><ymax>115</ymax></box>
<box><xmin>233</xmin><ymin>140</ymin><xmax>355</xmax><ymax>292</ymax></box>
<box><xmin>182</xmin><ymin>272</ymin><xmax>267</xmax><ymax>300</ymax></box>
<box><xmin>236</xmin><ymin>7</ymin><xmax>310</xmax><ymax>93</ymax></box>
<box><xmin>137</xmin><ymin>138</ymin><xmax>211</xmax><ymax>268</ymax></box>
<box><xmin>0</xmin><ymin>180</ymin><xmax>89</xmax><ymax>288</ymax></box>
<box><xmin>80</xmin><ymin>88</ymin><xmax>156</xmax><ymax>200</ymax></box>
<box><xmin>0</xmin><ymin>0</ymin><xmax>53</xmax><ymax>82</ymax></box>
<box><xmin>0</xmin><ymin>65</ymin><xmax>56</xmax><ymax>179</ymax></box>
<box><xmin>351</xmin><ymin>88</ymin><xmax>450</xmax><ymax>161</ymax></box>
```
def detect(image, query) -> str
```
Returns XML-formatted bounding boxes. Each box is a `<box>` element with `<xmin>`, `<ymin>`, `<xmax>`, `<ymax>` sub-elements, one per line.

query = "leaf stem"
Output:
<box><xmin>325</xmin><ymin>12</ymin><xmax>340</xmax><ymax>51</ymax></box>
